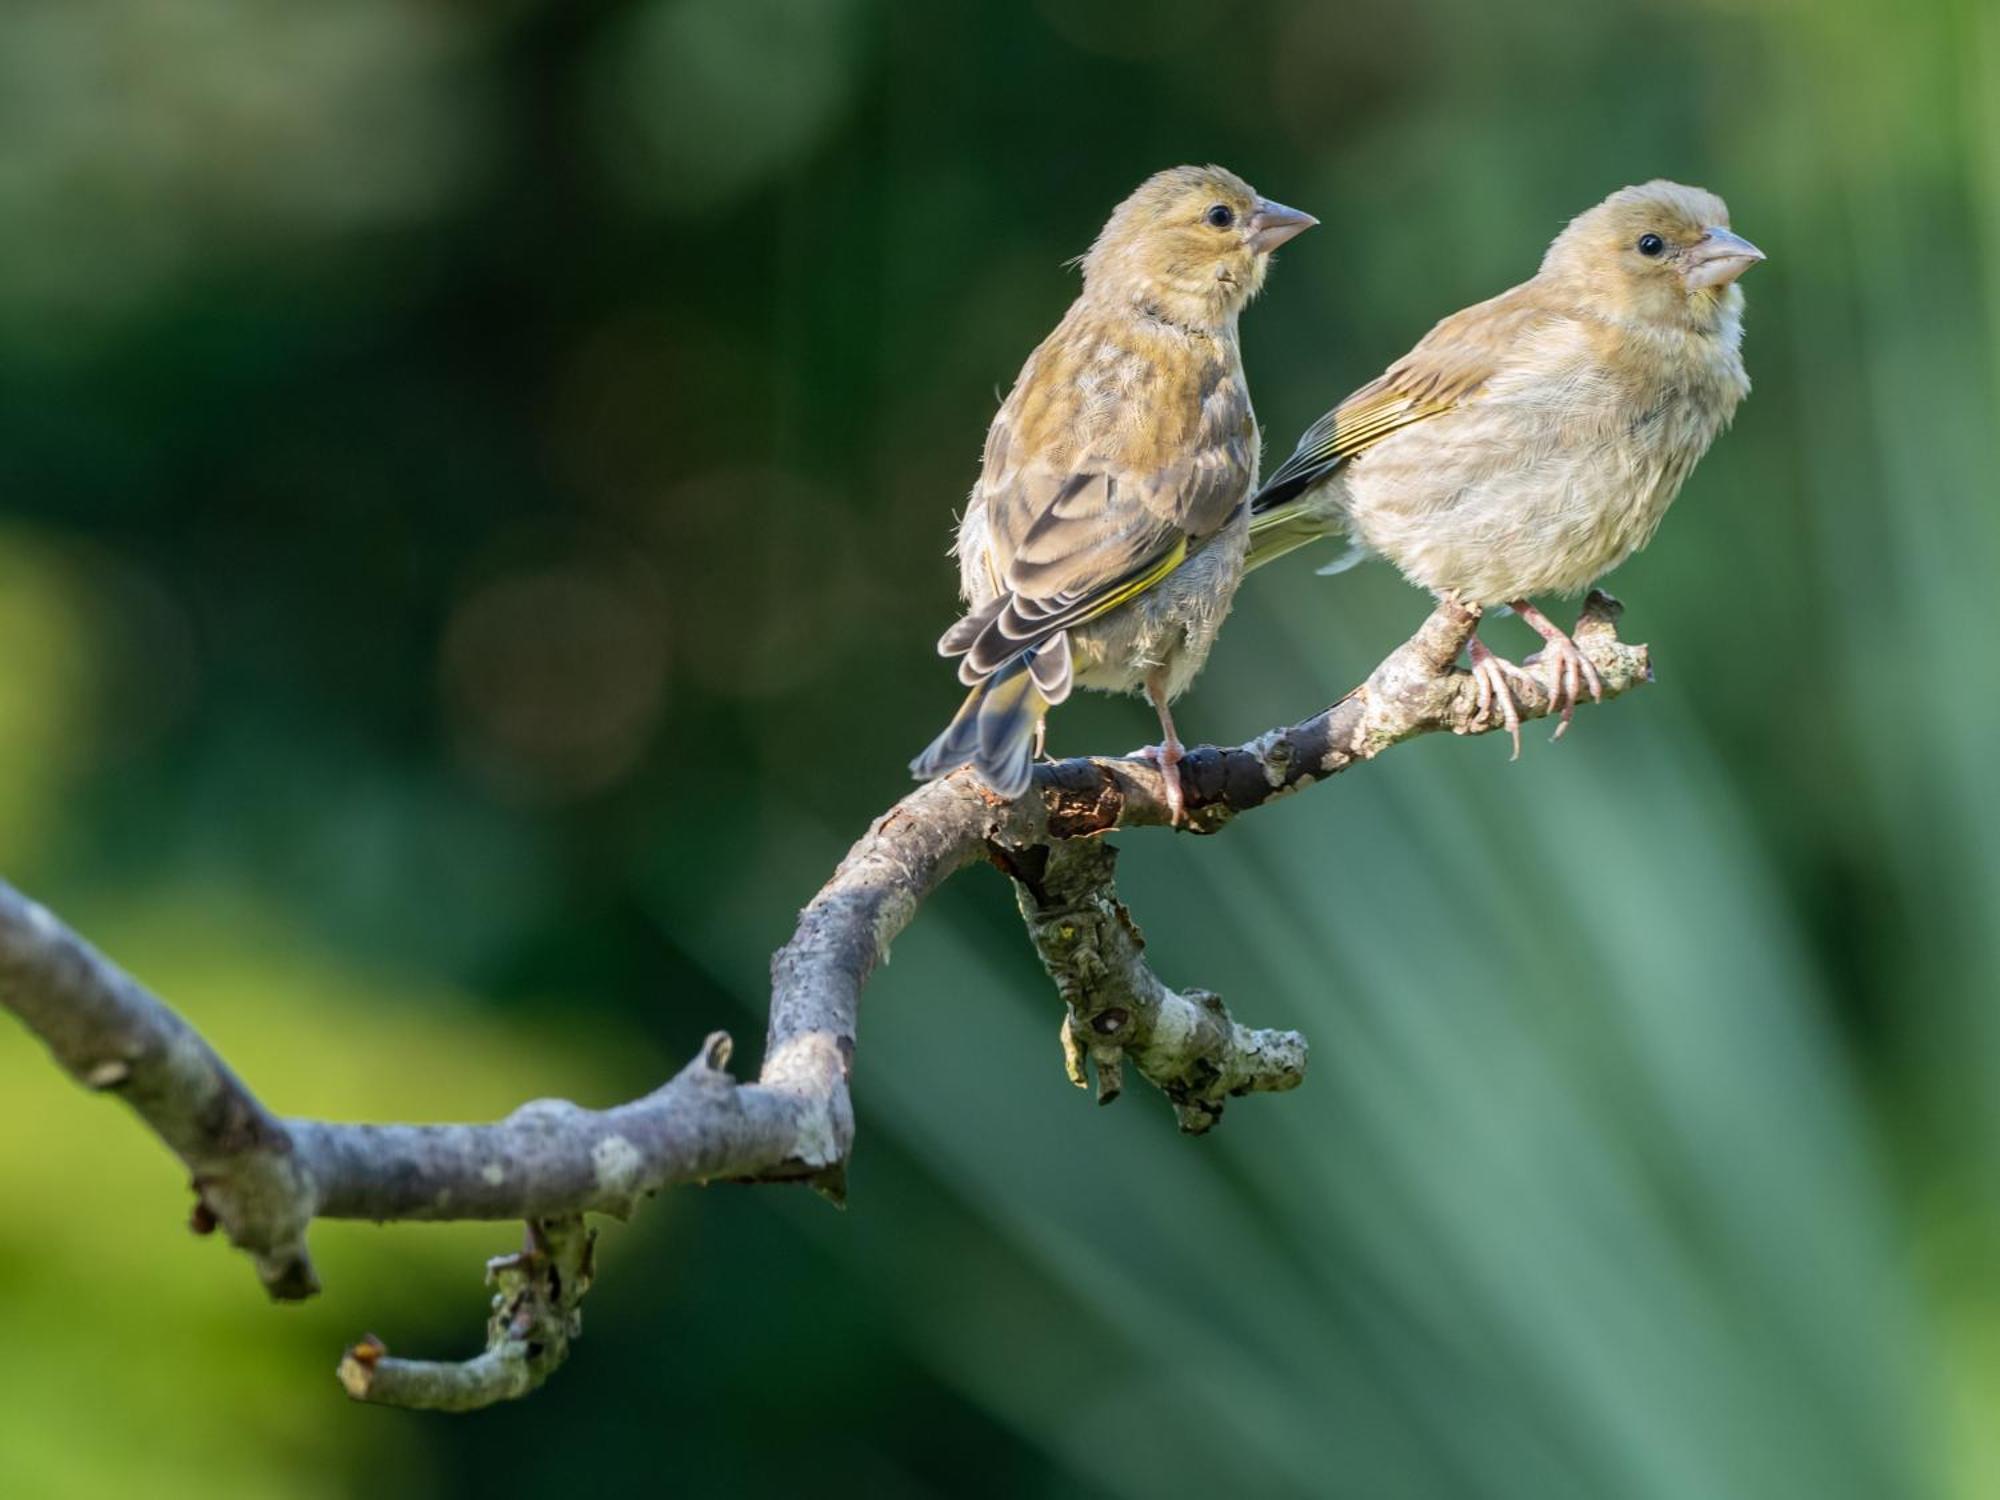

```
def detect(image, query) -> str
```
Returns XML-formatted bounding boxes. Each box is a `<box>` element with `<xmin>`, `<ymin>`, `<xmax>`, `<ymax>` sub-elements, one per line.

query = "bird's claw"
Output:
<box><xmin>1514</xmin><ymin>602</ymin><xmax>1603</xmax><ymax>740</ymax></box>
<box><xmin>1466</xmin><ymin>636</ymin><xmax>1534</xmax><ymax>760</ymax></box>
<box><xmin>1522</xmin><ymin>637</ymin><xmax>1603</xmax><ymax>739</ymax></box>
<box><xmin>1127</xmin><ymin>741</ymin><xmax>1188</xmax><ymax>825</ymax></box>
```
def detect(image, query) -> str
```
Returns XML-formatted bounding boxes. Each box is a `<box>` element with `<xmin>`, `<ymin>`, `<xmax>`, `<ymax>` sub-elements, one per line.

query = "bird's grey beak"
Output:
<box><xmin>1683</xmin><ymin>227</ymin><xmax>1766</xmax><ymax>290</ymax></box>
<box><xmin>1248</xmin><ymin>199</ymin><xmax>1317</xmax><ymax>254</ymax></box>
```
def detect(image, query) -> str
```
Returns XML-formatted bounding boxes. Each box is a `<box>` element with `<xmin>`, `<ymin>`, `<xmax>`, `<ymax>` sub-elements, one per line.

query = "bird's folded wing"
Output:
<box><xmin>1253</xmin><ymin>283</ymin><xmax>1553</xmax><ymax>512</ymax></box>
<box><xmin>944</xmin><ymin>379</ymin><xmax>1254</xmax><ymax>681</ymax></box>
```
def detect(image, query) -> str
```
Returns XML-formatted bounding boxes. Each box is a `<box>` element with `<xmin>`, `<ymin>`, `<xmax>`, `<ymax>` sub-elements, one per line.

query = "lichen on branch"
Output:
<box><xmin>0</xmin><ymin>593</ymin><xmax>1648</xmax><ymax>1409</ymax></box>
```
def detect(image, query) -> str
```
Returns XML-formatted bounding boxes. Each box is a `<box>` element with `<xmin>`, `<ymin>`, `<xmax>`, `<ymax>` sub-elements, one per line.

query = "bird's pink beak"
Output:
<box><xmin>1248</xmin><ymin>199</ymin><xmax>1317</xmax><ymax>255</ymax></box>
<box><xmin>1683</xmin><ymin>227</ymin><xmax>1766</xmax><ymax>290</ymax></box>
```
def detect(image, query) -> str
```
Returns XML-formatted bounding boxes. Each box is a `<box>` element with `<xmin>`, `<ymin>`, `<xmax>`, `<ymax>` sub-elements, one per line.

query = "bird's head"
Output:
<box><xmin>1542</xmin><ymin>180</ymin><xmax>1765</xmax><ymax>332</ymax></box>
<box><xmin>1078</xmin><ymin>165</ymin><xmax>1316</xmax><ymax>331</ymax></box>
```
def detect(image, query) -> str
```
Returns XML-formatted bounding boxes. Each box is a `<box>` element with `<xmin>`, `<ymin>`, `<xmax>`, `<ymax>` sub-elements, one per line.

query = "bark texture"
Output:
<box><xmin>0</xmin><ymin>594</ymin><xmax>1648</xmax><ymax>1409</ymax></box>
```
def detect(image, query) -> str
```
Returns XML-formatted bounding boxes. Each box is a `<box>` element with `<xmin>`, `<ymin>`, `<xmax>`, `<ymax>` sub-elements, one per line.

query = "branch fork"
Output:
<box><xmin>0</xmin><ymin>594</ymin><xmax>1647</xmax><ymax>1406</ymax></box>
<box><xmin>1011</xmin><ymin>839</ymin><xmax>1306</xmax><ymax>1131</ymax></box>
<box><xmin>338</xmin><ymin>1215</ymin><xmax>596</xmax><ymax>1411</ymax></box>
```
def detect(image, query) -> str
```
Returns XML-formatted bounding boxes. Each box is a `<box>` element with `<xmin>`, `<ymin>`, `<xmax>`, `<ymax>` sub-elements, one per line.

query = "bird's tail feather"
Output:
<box><xmin>1245</xmin><ymin>502</ymin><xmax>1339</xmax><ymax>573</ymax></box>
<box><xmin>910</xmin><ymin>649</ymin><xmax>1056</xmax><ymax>799</ymax></box>
<box><xmin>1025</xmin><ymin>630</ymin><xmax>1072</xmax><ymax>703</ymax></box>
<box><xmin>1314</xmin><ymin>540</ymin><xmax>1372</xmax><ymax>576</ymax></box>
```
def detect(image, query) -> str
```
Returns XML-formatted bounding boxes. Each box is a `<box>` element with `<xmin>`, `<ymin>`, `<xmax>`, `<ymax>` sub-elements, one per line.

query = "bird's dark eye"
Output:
<box><xmin>1205</xmin><ymin>203</ymin><xmax>1235</xmax><ymax>229</ymax></box>
<box><xmin>1636</xmin><ymin>233</ymin><xmax>1666</xmax><ymax>257</ymax></box>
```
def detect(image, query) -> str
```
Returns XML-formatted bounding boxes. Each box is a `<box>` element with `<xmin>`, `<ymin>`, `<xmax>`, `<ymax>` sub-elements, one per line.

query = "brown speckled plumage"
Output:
<box><xmin>1247</xmin><ymin>180</ymin><xmax>1760</xmax><ymax>748</ymax></box>
<box><xmin>913</xmin><ymin>165</ymin><xmax>1314</xmax><ymax>805</ymax></box>
<box><xmin>1251</xmin><ymin>180</ymin><xmax>1758</xmax><ymax>604</ymax></box>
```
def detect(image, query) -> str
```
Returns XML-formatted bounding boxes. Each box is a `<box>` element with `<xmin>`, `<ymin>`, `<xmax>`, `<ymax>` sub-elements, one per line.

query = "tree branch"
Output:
<box><xmin>1009</xmin><ymin>838</ymin><xmax>1308</xmax><ymax>1131</ymax></box>
<box><xmin>337</xmin><ymin>1216</ymin><xmax>595</xmax><ymax>1410</ymax></box>
<box><xmin>0</xmin><ymin>593</ymin><xmax>1647</xmax><ymax>1408</ymax></box>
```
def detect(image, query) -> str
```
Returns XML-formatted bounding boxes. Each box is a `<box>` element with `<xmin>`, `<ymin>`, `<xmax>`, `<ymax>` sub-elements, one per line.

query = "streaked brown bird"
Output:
<box><xmin>911</xmin><ymin>164</ymin><xmax>1315</xmax><ymax>820</ymax></box>
<box><xmin>1247</xmin><ymin>179</ymin><xmax>1763</xmax><ymax>753</ymax></box>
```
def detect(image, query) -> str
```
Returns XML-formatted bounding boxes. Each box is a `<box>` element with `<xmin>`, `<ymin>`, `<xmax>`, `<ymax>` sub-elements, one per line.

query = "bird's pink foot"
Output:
<box><xmin>1467</xmin><ymin>634</ymin><xmax>1535</xmax><ymax>760</ymax></box>
<box><xmin>1513</xmin><ymin>600</ymin><xmax>1603</xmax><ymax>739</ymax></box>
<box><xmin>1132</xmin><ymin>668</ymin><xmax>1191</xmax><ymax>825</ymax></box>
<box><xmin>1127</xmin><ymin>739</ymin><xmax>1188</xmax><ymax>825</ymax></box>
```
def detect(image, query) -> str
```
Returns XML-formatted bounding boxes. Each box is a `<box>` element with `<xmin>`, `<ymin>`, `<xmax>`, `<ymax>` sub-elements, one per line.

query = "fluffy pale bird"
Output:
<box><xmin>1248</xmin><ymin>179</ymin><xmax>1763</xmax><ymax>751</ymax></box>
<box><xmin>911</xmin><ymin>165</ymin><xmax>1315</xmax><ymax>819</ymax></box>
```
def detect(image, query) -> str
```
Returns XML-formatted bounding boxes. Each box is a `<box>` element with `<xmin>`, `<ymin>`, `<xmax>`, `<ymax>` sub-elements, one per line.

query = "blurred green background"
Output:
<box><xmin>2</xmin><ymin>0</ymin><xmax>1994</xmax><ymax>1494</ymax></box>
